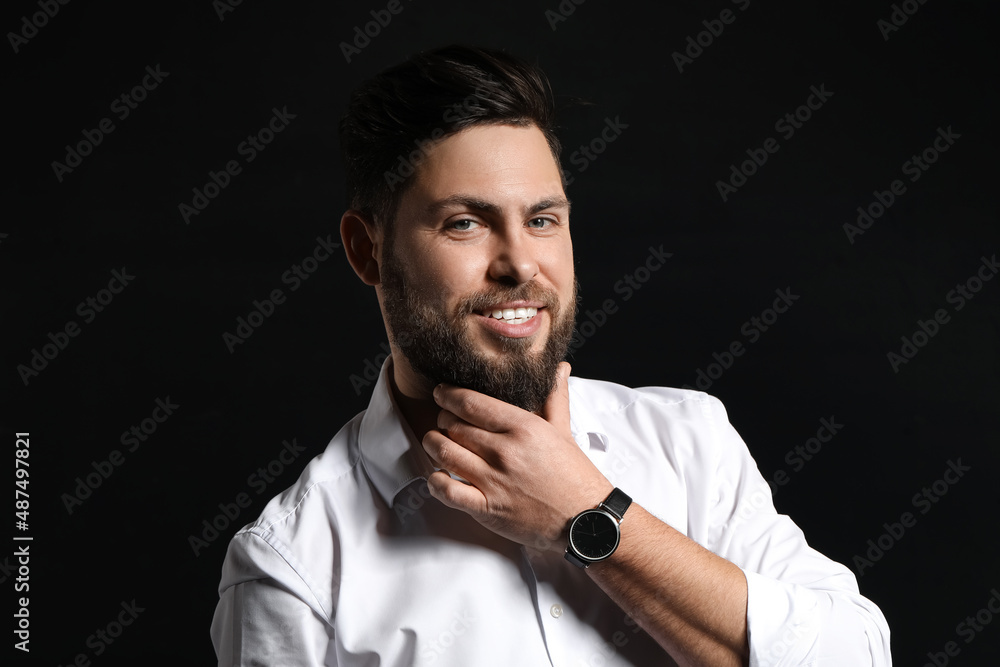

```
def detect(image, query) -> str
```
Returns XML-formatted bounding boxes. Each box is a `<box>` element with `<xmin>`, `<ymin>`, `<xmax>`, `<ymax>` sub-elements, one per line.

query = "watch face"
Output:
<box><xmin>569</xmin><ymin>510</ymin><xmax>620</xmax><ymax>561</ymax></box>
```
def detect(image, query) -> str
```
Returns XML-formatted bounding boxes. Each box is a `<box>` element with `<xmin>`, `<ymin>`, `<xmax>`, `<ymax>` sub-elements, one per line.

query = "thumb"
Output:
<box><xmin>541</xmin><ymin>361</ymin><xmax>572</xmax><ymax>435</ymax></box>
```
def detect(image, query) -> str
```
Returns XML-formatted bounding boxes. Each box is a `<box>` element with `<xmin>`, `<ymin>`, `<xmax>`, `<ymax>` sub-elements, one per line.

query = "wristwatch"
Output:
<box><xmin>564</xmin><ymin>488</ymin><xmax>632</xmax><ymax>568</ymax></box>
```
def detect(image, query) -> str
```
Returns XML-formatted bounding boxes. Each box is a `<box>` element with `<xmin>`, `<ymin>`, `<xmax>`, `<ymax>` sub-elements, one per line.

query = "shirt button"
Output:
<box><xmin>550</xmin><ymin>604</ymin><xmax>563</xmax><ymax>618</ymax></box>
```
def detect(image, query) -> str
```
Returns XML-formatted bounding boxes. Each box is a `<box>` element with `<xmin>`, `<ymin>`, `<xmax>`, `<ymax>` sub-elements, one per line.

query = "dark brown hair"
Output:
<box><xmin>338</xmin><ymin>44</ymin><xmax>563</xmax><ymax>231</ymax></box>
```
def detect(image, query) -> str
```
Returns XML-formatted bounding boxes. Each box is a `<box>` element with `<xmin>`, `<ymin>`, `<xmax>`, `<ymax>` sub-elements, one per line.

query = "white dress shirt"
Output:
<box><xmin>211</xmin><ymin>356</ymin><xmax>892</xmax><ymax>666</ymax></box>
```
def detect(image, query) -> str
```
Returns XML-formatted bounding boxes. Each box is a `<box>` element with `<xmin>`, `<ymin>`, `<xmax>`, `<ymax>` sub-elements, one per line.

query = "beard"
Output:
<box><xmin>380</xmin><ymin>246</ymin><xmax>578</xmax><ymax>414</ymax></box>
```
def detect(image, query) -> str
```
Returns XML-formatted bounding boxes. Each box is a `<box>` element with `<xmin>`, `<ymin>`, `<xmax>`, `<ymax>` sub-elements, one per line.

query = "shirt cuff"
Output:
<box><xmin>745</xmin><ymin>570</ymin><xmax>891</xmax><ymax>666</ymax></box>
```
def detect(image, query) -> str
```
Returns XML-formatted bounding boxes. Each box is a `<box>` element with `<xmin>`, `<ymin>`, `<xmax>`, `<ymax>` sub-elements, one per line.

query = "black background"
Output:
<box><xmin>4</xmin><ymin>0</ymin><xmax>998</xmax><ymax>664</ymax></box>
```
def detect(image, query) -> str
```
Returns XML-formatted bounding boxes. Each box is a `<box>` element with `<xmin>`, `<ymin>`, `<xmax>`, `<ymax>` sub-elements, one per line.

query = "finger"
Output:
<box><xmin>426</xmin><ymin>470</ymin><xmax>487</xmax><ymax>514</ymax></box>
<box><xmin>541</xmin><ymin>361</ymin><xmax>572</xmax><ymax>436</ymax></box>
<box><xmin>432</xmin><ymin>384</ymin><xmax>518</xmax><ymax>433</ymax></box>
<box><xmin>421</xmin><ymin>429</ymin><xmax>487</xmax><ymax>481</ymax></box>
<box><xmin>437</xmin><ymin>409</ymin><xmax>496</xmax><ymax>461</ymax></box>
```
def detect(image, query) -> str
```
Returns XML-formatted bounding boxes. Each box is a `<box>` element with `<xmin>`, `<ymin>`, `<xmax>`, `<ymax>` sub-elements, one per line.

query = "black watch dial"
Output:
<box><xmin>569</xmin><ymin>510</ymin><xmax>620</xmax><ymax>560</ymax></box>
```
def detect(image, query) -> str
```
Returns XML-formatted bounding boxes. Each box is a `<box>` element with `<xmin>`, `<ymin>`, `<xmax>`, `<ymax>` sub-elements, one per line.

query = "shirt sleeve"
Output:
<box><xmin>700</xmin><ymin>394</ymin><xmax>893</xmax><ymax>666</ymax></box>
<box><xmin>211</xmin><ymin>528</ymin><xmax>335</xmax><ymax>666</ymax></box>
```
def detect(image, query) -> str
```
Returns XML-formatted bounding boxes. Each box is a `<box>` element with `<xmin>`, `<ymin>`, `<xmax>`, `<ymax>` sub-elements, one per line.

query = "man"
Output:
<box><xmin>212</xmin><ymin>45</ymin><xmax>892</xmax><ymax>665</ymax></box>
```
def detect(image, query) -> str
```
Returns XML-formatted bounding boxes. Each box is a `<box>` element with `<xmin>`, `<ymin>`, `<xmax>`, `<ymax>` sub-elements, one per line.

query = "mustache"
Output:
<box><xmin>459</xmin><ymin>282</ymin><xmax>559</xmax><ymax>314</ymax></box>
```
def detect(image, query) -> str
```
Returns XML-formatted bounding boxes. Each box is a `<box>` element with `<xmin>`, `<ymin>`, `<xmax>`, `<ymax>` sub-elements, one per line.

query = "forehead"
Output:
<box><xmin>404</xmin><ymin>124</ymin><xmax>566</xmax><ymax>212</ymax></box>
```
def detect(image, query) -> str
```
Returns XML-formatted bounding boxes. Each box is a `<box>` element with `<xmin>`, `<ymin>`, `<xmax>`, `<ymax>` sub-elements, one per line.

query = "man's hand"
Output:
<box><xmin>421</xmin><ymin>362</ymin><xmax>613</xmax><ymax>551</ymax></box>
<box><xmin>423</xmin><ymin>361</ymin><xmax>754</xmax><ymax>665</ymax></box>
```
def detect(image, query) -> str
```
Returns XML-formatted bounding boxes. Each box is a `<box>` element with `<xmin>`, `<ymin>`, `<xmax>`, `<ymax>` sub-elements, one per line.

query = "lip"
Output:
<box><xmin>474</xmin><ymin>305</ymin><xmax>545</xmax><ymax>339</ymax></box>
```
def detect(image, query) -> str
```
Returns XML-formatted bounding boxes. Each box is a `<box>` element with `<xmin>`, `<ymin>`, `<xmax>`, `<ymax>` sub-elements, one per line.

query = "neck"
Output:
<box><xmin>388</xmin><ymin>359</ymin><xmax>440</xmax><ymax>443</ymax></box>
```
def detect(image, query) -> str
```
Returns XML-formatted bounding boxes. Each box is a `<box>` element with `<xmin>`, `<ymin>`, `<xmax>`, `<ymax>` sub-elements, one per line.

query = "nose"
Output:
<box><xmin>487</xmin><ymin>226</ymin><xmax>539</xmax><ymax>286</ymax></box>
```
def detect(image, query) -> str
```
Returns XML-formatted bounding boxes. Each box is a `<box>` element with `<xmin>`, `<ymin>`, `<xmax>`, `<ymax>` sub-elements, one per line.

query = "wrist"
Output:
<box><xmin>564</xmin><ymin>487</ymin><xmax>632</xmax><ymax>568</ymax></box>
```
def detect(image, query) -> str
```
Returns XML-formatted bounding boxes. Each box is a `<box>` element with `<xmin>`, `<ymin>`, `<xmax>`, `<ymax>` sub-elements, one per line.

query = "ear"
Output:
<box><xmin>340</xmin><ymin>209</ymin><xmax>381</xmax><ymax>286</ymax></box>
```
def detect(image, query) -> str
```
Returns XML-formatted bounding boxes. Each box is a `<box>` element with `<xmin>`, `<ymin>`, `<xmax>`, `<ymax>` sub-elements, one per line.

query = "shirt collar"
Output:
<box><xmin>567</xmin><ymin>375</ymin><xmax>610</xmax><ymax>453</ymax></box>
<box><xmin>359</xmin><ymin>355</ymin><xmax>610</xmax><ymax>507</ymax></box>
<box><xmin>358</xmin><ymin>355</ymin><xmax>437</xmax><ymax>508</ymax></box>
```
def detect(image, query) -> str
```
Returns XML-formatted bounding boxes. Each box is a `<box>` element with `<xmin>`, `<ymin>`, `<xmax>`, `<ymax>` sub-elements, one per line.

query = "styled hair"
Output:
<box><xmin>338</xmin><ymin>44</ymin><xmax>563</xmax><ymax>231</ymax></box>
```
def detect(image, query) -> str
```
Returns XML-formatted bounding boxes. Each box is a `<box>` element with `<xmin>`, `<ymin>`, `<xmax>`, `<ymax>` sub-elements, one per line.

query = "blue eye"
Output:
<box><xmin>527</xmin><ymin>218</ymin><xmax>552</xmax><ymax>229</ymax></box>
<box><xmin>451</xmin><ymin>219</ymin><xmax>479</xmax><ymax>231</ymax></box>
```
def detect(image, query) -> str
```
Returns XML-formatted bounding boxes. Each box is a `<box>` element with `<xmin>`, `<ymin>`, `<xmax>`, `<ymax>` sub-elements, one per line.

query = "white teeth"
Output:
<box><xmin>487</xmin><ymin>306</ymin><xmax>538</xmax><ymax>323</ymax></box>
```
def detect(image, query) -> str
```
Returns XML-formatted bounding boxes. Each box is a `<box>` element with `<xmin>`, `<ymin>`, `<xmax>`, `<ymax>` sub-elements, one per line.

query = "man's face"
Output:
<box><xmin>378</xmin><ymin>123</ymin><xmax>577</xmax><ymax>413</ymax></box>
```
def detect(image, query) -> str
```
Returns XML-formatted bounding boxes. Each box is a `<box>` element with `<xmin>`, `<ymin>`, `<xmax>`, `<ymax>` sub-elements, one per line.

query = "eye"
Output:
<box><xmin>527</xmin><ymin>217</ymin><xmax>553</xmax><ymax>229</ymax></box>
<box><xmin>449</xmin><ymin>219</ymin><xmax>481</xmax><ymax>231</ymax></box>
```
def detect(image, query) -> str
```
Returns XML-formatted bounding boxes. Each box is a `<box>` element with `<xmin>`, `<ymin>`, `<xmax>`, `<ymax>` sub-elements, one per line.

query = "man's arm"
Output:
<box><xmin>212</xmin><ymin>529</ymin><xmax>334</xmax><ymax>666</ymax></box>
<box><xmin>423</xmin><ymin>362</ymin><xmax>749</xmax><ymax>665</ymax></box>
<box><xmin>584</xmin><ymin>502</ymin><xmax>750</xmax><ymax>665</ymax></box>
<box><xmin>422</xmin><ymin>362</ymin><xmax>890</xmax><ymax>666</ymax></box>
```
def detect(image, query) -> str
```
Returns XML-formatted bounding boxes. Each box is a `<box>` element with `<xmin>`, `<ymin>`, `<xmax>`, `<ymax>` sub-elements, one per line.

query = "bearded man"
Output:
<box><xmin>211</xmin><ymin>45</ymin><xmax>892</xmax><ymax>666</ymax></box>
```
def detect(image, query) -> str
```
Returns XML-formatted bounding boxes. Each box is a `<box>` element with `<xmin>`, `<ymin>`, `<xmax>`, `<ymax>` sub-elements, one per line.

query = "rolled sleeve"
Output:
<box><xmin>700</xmin><ymin>394</ymin><xmax>892</xmax><ymax>666</ymax></box>
<box><xmin>211</xmin><ymin>530</ymin><xmax>334</xmax><ymax>666</ymax></box>
<box><xmin>744</xmin><ymin>570</ymin><xmax>891</xmax><ymax>666</ymax></box>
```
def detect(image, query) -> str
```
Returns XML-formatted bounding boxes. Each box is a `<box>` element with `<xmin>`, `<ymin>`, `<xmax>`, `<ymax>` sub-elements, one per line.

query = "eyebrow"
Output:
<box><xmin>425</xmin><ymin>194</ymin><xmax>571</xmax><ymax>218</ymax></box>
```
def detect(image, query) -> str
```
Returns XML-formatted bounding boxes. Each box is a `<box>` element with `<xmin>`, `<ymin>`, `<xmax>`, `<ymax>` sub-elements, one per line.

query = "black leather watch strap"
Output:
<box><xmin>600</xmin><ymin>488</ymin><xmax>632</xmax><ymax>521</ymax></box>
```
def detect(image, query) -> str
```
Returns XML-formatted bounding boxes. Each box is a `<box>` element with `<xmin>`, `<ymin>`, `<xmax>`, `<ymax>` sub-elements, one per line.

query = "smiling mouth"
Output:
<box><xmin>475</xmin><ymin>306</ymin><xmax>540</xmax><ymax>325</ymax></box>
